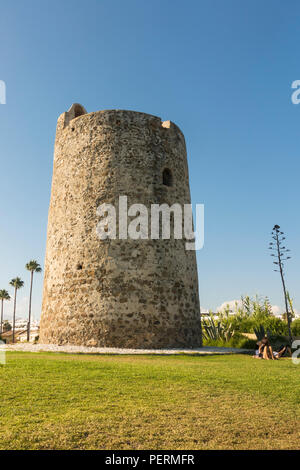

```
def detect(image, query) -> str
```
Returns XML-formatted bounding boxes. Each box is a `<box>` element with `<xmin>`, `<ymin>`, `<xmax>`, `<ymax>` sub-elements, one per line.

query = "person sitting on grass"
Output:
<box><xmin>253</xmin><ymin>336</ymin><xmax>275</xmax><ymax>359</ymax></box>
<box><xmin>273</xmin><ymin>344</ymin><xmax>292</xmax><ymax>358</ymax></box>
<box><xmin>254</xmin><ymin>337</ymin><xmax>291</xmax><ymax>360</ymax></box>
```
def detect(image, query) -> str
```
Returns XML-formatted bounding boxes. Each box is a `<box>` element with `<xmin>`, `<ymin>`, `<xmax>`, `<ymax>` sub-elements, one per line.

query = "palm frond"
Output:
<box><xmin>25</xmin><ymin>260</ymin><xmax>42</xmax><ymax>272</ymax></box>
<box><xmin>9</xmin><ymin>277</ymin><xmax>24</xmax><ymax>289</ymax></box>
<box><xmin>0</xmin><ymin>289</ymin><xmax>10</xmax><ymax>300</ymax></box>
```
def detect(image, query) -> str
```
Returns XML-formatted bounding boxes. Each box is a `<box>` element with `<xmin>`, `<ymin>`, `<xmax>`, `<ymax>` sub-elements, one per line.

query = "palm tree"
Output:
<box><xmin>25</xmin><ymin>260</ymin><xmax>42</xmax><ymax>341</ymax></box>
<box><xmin>0</xmin><ymin>289</ymin><xmax>10</xmax><ymax>335</ymax></box>
<box><xmin>9</xmin><ymin>277</ymin><xmax>24</xmax><ymax>343</ymax></box>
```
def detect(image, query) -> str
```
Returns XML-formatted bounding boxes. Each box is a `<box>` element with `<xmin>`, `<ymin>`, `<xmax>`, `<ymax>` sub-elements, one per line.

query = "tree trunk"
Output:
<box><xmin>280</xmin><ymin>269</ymin><xmax>292</xmax><ymax>344</ymax></box>
<box><xmin>276</xmin><ymin>231</ymin><xmax>292</xmax><ymax>344</ymax></box>
<box><xmin>12</xmin><ymin>288</ymin><xmax>17</xmax><ymax>343</ymax></box>
<box><xmin>27</xmin><ymin>271</ymin><xmax>34</xmax><ymax>342</ymax></box>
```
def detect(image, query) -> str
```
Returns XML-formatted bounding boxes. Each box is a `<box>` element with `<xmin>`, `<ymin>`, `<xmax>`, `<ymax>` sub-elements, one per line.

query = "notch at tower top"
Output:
<box><xmin>63</xmin><ymin>103</ymin><xmax>87</xmax><ymax>128</ymax></box>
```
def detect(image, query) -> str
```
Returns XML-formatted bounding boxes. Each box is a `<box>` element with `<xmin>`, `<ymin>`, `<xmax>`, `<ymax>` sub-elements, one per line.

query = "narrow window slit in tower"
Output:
<box><xmin>77</xmin><ymin>263</ymin><xmax>83</xmax><ymax>270</ymax></box>
<box><xmin>162</xmin><ymin>168</ymin><xmax>173</xmax><ymax>187</ymax></box>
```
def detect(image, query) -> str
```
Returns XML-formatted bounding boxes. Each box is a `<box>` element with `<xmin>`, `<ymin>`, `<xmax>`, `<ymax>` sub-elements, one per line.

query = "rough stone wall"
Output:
<box><xmin>39</xmin><ymin>105</ymin><xmax>202</xmax><ymax>348</ymax></box>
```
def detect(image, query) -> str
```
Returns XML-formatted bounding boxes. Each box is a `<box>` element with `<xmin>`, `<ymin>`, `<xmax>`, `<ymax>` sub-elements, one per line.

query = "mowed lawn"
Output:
<box><xmin>0</xmin><ymin>352</ymin><xmax>299</xmax><ymax>450</ymax></box>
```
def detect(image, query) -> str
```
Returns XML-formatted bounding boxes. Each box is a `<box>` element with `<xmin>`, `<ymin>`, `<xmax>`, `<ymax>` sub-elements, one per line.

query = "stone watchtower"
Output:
<box><xmin>39</xmin><ymin>104</ymin><xmax>202</xmax><ymax>348</ymax></box>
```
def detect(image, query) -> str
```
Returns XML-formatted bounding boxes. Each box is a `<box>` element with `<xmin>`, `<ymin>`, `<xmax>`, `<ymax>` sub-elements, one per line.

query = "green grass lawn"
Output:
<box><xmin>0</xmin><ymin>352</ymin><xmax>299</xmax><ymax>450</ymax></box>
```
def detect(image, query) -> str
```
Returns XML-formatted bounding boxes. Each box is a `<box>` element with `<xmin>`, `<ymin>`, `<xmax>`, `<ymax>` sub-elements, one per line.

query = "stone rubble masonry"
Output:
<box><xmin>39</xmin><ymin>104</ymin><xmax>202</xmax><ymax>348</ymax></box>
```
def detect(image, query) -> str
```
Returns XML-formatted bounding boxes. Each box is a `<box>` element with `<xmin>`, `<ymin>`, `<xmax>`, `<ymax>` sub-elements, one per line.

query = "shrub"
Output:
<box><xmin>3</xmin><ymin>321</ymin><xmax>11</xmax><ymax>332</ymax></box>
<box><xmin>202</xmin><ymin>333</ymin><xmax>257</xmax><ymax>350</ymax></box>
<box><xmin>268</xmin><ymin>335</ymin><xmax>289</xmax><ymax>350</ymax></box>
<box><xmin>203</xmin><ymin>295</ymin><xmax>297</xmax><ymax>349</ymax></box>
<box><xmin>256</xmin><ymin>317</ymin><xmax>288</xmax><ymax>336</ymax></box>
<box><xmin>217</xmin><ymin>296</ymin><xmax>289</xmax><ymax>336</ymax></box>
<box><xmin>291</xmin><ymin>319</ymin><xmax>300</xmax><ymax>336</ymax></box>
<box><xmin>33</xmin><ymin>335</ymin><xmax>39</xmax><ymax>344</ymax></box>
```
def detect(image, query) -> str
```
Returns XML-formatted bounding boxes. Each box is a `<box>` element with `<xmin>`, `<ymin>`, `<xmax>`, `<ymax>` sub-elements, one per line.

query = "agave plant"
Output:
<box><xmin>202</xmin><ymin>315</ymin><xmax>235</xmax><ymax>342</ymax></box>
<box><xmin>253</xmin><ymin>324</ymin><xmax>271</xmax><ymax>341</ymax></box>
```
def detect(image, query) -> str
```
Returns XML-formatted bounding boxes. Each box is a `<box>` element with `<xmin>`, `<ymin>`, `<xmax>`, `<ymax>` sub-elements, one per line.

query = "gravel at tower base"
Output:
<box><xmin>39</xmin><ymin>104</ymin><xmax>202</xmax><ymax>348</ymax></box>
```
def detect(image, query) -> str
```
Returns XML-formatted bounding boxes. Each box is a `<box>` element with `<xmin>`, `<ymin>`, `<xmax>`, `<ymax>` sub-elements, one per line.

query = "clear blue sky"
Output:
<box><xmin>1</xmin><ymin>0</ymin><xmax>299</xmax><ymax>320</ymax></box>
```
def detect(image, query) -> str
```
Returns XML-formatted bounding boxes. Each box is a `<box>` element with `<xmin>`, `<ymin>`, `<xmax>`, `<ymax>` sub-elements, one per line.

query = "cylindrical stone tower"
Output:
<box><xmin>39</xmin><ymin>104</ymin><xmax>202</xmax><ymax>348</ymax></box>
